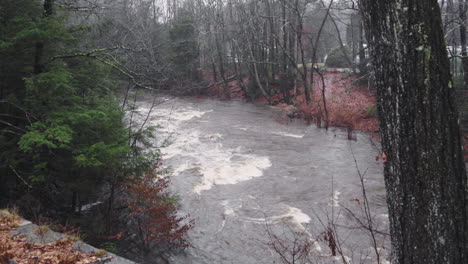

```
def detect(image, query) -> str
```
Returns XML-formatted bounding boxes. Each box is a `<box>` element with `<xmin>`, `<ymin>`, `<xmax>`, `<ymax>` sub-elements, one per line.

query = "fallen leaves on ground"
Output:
<box><xmin>0</xmin><ymin>214</ymin><xmax>105</xmax><ymax>264</ymax></box>
<box><xmin>295</xmin><ymin>72</ymin><xmax>379</xmax><ymax>132</ymax></box>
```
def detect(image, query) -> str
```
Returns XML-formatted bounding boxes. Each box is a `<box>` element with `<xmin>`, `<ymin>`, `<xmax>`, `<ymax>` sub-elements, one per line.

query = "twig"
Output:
<box><xmin>349</xmin><ymin>146</ymin><xmax>382</xmax><ymax>264</ymax></box>
<box><xmin>10</xmin><ymin>165</ymin><xmax>32</xmax><ymax>189</ymax></box>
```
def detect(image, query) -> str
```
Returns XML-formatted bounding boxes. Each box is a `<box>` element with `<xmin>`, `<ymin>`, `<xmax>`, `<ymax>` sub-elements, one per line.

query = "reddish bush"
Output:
<box><xmin>296</xmin><ymin>72</ymin><xmax>379</xmax><ymax>132</ymax></box>
<box><xmin>202</xmin><ymin>70</ymin><xmax>381</xmax><ymax>133</ymax></box>
<box><xmin>123</xmin><ymin>168</ymin><xmax>192</xmax><ymax>251</ymax></box>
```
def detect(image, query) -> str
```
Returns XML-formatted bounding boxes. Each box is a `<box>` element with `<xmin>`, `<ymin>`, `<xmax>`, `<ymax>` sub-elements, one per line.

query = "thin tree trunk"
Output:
<box><xmin>329</xmin><ymin>14</ymin><xmax>353</xmax><ymax>71</ymax></box>
<box><xmin>460</xmin><ymin>0</ymin><xmax>468</xmax><ymax>89</ymax></box>
<box><xmin>34</xmin><ymin>0</ymin><xmax>54</xmax><ymax>74</ymax></box>
<box><xmin>106</xmin><ymin>183</ymin><xmax>115</xmax><ymax>235</ymax></box>
<box><xmin>297</xmin><ymin>17</ymin><xmax>311</xmax><ymax>102</ymax></box>
<box><xmin>34</xmin><ymin>43</ymin><xmax>44</xmax><ymax>74</ymax></box>
<box><xmin>281</xmin><ymin>0</ymin><xmax>290</xmax><ymax>102</ymax></box>
<box><xmin>212</xmin><ymin>59</ymin><xmax>218</xmax><ymax>82</ymax></box>
<box><xmin>71</xmin><ymin>191</ymin><xmax>77</xmax><ymax>213</ymax></box>
<box><xmin>316</xmin><ymin>69</ymin><xmax>328</xmax><ymax>129</ymax></box>
<box><xmin>358</xmin><ymin>19</ymin><xmax>367</xmax><ymax>77</ymax></box>
<box><xmin>266</xmin><ymin>0</ymin><xmax>276</xmax><ymax>80</ymax></box>
<box><xmin>215</xmin><ymin>30</ymin><xmax>230</xmax><ymax>99</ymax></box>
<box><xmin>248</xmin><ymin>41</ymin><xmax>270</xmax><ymax>103</ymax></box>
<box><xmin>309</xmin><ymin>0</ymin><xmax>333</xmax><ymax>101</ymax></box>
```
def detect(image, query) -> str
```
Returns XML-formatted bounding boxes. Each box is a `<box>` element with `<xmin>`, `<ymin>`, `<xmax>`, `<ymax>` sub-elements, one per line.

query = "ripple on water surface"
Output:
<box><xmin>136</xmin><ymin>97</ymin><xmax>388</xmax><ymax>264</ymax></box>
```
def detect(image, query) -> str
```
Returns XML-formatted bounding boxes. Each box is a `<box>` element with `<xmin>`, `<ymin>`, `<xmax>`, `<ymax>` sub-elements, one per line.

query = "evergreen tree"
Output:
<box><xmin>0</xmin><ymin>0</ymin><xmax>130</xmax><ymax>215</ymax></box>
<box><xmin>168</xmin><ymin>8</ymin><xmax>200</xmax><ymax>84</ymax></box>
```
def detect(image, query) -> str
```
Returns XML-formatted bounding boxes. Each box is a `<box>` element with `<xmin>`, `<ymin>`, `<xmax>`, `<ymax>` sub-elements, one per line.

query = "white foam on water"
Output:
<box><xmin>277</xmin><ymin>207</ymin><xmax>311</xmax><ymax>224</ymax></box>
<box><xmin>138</xmin><ymin>102</ymin><xmax>272</xmax><ymax>193</ymax></box>
<box><xmin>242</xmin><ymin>206</ymin><xmax>322</xmax><ymax>252</ymax></box>
<box><xmin>220</xmin><ymin>200</ymin><xmax>242</xmax><ymax>217</ymax></box>
<box><xmin>162</xmin><ymin>130</ymin><xmax>202</xmax><ymax>159</ymax></box>
<box><xmin>223</xmin><ymin>207</ymin><xmax>235</xmax><ymax>216</ymax></box>
<box><xmin>329</xmin><ymin>190</ymin><xmax>341</xmax><ymax>207</ymax></box>
<box><xmin>219</xmin><ymin>200</ymin><xmax>243</xmax><ymax>232</ymax></box>
<box><xmin>232</xmin><ymin>125</ymin><xmax>304</xmax><ymax>138</ymax></box>
<box><xmin>243</xmin><ymin>206</ymin><xmax>310</xmax><ymax>227</ymax></box>
<box><xmin>137</xmin><ymin>104</ymin><xmax>212</xmax><ymax>135</ymax></box>
<box><xmin>170</xmin><ymin>161</ymin><xmax>197</xmax><ymax>176</ymax></box>
<box><xmin>165</xmin><ymin>129</ymin><xmax>271</xmax><ymax>193</ymax></box>
<box><xmin>150</xmin><ymin>107</ymin><xmax>212</xmax><ymax>122</ymax></box>
<box><xmin>194</xmin><ymin>154</ymin><xmax>271</xmax><ymax>194</ymax></box>
<box><xmin>273</xmin><ymin>132</ymin><xmax>304</xmax><ymax>138</ymax></box>
<box><xmin>134</xmin><ymin>99</ymin><xmax>381</xmax><ymax>263</ymax></box>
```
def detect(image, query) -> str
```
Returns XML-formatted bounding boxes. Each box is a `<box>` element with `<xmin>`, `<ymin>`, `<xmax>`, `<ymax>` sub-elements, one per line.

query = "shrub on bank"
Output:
<box><xmin>326</xmin><ymin>47</ymin><xmax>352</xmax><ymax>68</ymax></box>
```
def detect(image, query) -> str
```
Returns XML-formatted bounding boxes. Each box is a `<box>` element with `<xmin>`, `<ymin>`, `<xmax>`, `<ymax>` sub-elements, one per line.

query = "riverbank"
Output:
<box><xmin>205</xmin><ymin>72</ymin><xmax>378</xmax><ymax>131</ymax></box>
<box><xmin>0</xmin><ymin>209</ymin><xmax>134</xmax><ymax>264</ymax></box>
<box><xmin>204</xmin><ymin>71</ymin><xmax>468</xmax><ymax>161</ymax></box>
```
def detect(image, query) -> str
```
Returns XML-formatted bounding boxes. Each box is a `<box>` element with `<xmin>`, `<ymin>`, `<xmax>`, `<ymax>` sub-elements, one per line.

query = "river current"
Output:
<box><xmin>135</xmin><ymin>95</ymin><xmax>389</xmax><ymax>264</ymax></box>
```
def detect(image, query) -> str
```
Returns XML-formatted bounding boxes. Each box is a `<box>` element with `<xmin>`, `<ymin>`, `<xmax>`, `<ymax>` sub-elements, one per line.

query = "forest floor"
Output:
<box><xmin>204</xmin><ymin>71</ymin><xmax>468</xmax><ymax>161</ymax></box>
<box><xmin>0</xmin><ymin>210</ymin><xmax>115</xmax><ymax>264</ymax></box>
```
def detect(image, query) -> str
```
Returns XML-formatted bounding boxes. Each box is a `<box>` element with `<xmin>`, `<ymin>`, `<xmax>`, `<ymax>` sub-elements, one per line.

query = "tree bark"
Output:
<box><xmin>358</xmin><ymin>19</ymin><xmax>366</xmax><ymax>77</ymax></box>
<box><xmin>215</xmin><ymin>28</ymin><xmax>230</xmax><ymax>99</ymax></box>
<box><xmin>34</xmin><ymin>0</ymin><xmax>54</xmax><ymax>74</ymax></box>
<box><xmin>309</xmin><ymin>0</ymin><xmax>333</xmax><ymax>102</ymax></box>
<box><xmin>460</xmin><ymin>0</ymin><xmax>468</xmax><ymax>89</ymax></box>
<box><xmin>329</xmin><ymin>14</ymin><xmax>353</xmax><ymax>71</ymax></box>
<box><xmin>297</xmin><ymin>15</ymin><xmax>311</xmax><ymax>103</ymax></box>
<box><xmin>249</xmin><ymin>42</ymin><xmax>270</xmax><ymax>103</ymax></box>
<box><xmin>281</xmin><ymin>0</ymin><xmax>293</xmax><ymax>102</ymax></box>
<box><xmin>360</xmin><ymin>1</ymin><xmax>468</xmax><ymax>263</ymax></box>
<box><xmin>34</xmin><ymin>43</ymin><xmax>44</xmax><ymax>74</ymax></box>
<box><xmin>43</xmin><ymin>0</ymin><xmax>53</xmax><ymax>16</ymax></box>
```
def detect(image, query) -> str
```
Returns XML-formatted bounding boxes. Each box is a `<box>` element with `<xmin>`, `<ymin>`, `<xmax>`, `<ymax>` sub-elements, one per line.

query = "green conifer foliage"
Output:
<box><xmin>168</xmin><ymin>8</ymin><xmax>200</xmax><ymax>82</ymax></box>
<box><xmin>0</xmin><ymin>0</ymin><xmax>132</xmax><ymax>214</ymax></box>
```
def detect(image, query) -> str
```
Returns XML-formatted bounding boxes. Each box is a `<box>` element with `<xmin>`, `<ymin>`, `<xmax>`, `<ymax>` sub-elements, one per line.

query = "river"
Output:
<box><xmin>135</xmin><ymin>95</ymin><xmax>389</xmax><ymax>264</ymax></box>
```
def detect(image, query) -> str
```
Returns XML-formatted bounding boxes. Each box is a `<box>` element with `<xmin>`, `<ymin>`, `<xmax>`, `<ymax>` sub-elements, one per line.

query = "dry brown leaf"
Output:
<box><xmin>0</xmin><ymin>215</ymin><xmax>103</xmax><ymax>264</ymax></box>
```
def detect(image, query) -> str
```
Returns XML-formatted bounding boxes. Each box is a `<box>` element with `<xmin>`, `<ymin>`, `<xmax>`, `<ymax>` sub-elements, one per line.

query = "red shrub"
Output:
<box><xmin>296</xmin><ymin>72</ymin><xmax>379</xmax><ymax>132</ymax></box>
<box><xmin>123</xmin><ymin>168</ymin><xmax>192</xmax><ymax>251</ymax></box>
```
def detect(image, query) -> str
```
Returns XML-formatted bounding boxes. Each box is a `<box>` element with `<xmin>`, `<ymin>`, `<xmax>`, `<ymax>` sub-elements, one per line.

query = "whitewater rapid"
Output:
<box><xmin>134</xmin><ymin>95</ymin><xmax>389</xmax><ymax>264</ymax></box>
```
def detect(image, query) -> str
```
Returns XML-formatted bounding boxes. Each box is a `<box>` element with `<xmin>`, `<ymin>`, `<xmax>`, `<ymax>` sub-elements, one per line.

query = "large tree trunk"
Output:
<box><xmin>360</xmin><ymin>0</ymin><xmax>468</xmax><ymax>263</ymax></box>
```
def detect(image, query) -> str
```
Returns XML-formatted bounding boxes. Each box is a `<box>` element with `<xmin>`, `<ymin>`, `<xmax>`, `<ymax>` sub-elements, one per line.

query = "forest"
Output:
<box><xmin>0</xmin><ymin>0</ymin><xmax>467</xmax><ymax>264</ymax></box>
